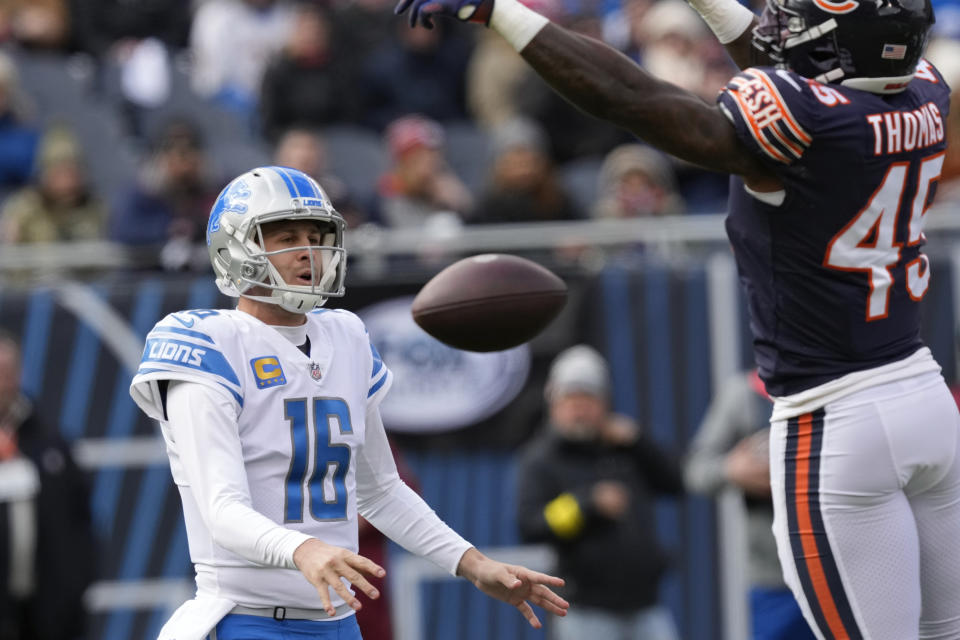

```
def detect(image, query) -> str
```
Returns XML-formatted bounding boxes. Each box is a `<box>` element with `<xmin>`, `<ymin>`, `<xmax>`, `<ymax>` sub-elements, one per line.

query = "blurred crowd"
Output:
<box><xmin>0</xmin><ymin>0</ymin><xmax>958</xmax><ymax>270</ymax></box>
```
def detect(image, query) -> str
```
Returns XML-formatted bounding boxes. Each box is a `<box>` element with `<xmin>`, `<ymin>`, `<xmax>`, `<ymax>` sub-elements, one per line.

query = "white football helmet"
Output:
<box><xmin>207</xmin><ymin>166</ymin><xmax>346</xmax><ymax>313</ymax></box>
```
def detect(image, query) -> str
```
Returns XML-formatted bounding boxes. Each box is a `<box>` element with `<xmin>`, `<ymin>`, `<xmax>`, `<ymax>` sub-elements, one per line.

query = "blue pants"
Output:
<box><xmin>210</xmin><ymin>614</ymin><xmax>363</xmax><ymax>640</ymax></box>
<box><xmin>750</xmin><ymin>588</ymin><xmax>817</xmax><ymax>640</ymax></box>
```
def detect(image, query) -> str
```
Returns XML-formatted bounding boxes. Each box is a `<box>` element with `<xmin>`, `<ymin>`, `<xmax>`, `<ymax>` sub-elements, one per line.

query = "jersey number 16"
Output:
<box><xmin>283</xmin><ymin>397</ymin><xmax>352</xmax><ymax>522</ymax></box>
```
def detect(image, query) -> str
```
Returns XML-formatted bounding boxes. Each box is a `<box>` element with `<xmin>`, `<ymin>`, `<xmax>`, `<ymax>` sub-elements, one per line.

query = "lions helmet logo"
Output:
<box><xmin>207</xmin><ymin>179</ymin><xmax>253</xmax><ymax>244</ymax></box>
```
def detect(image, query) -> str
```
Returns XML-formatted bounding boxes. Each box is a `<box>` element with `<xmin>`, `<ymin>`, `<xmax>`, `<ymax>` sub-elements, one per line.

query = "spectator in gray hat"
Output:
<box><xmin>592</xmin><ymin>144</ymin><xmax>685</xmax><ymax>219</ymax></box>
<box><xmin>470</xmin><ymin>116</ymin><xmax>581</xmax><ymax>224</ymax></box>
<box><xmin>516</xmin><ymin>344</ymin><xmax>684</xmax><ymax>640</ymax></box>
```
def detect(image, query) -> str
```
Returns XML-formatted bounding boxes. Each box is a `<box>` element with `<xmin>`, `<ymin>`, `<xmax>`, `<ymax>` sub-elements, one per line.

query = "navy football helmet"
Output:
<box><xmin>752</xmin><ymin>0</ymin><xmax>935</xmax><ymax>93</ymax></box>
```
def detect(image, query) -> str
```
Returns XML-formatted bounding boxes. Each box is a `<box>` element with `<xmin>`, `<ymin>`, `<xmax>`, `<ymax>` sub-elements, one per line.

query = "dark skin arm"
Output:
<box><xmin>516</xmin><ymin>21</ymin><xmax>781</xmax><ymax>192</ymax></box>
<box><xmin>725</xmin><ymin>17</ymin><xmax>779</xmax><ymax>70</ymax></box>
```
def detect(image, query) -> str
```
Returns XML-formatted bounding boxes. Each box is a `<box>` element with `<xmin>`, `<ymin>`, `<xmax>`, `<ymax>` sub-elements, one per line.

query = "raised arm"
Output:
<box><xmin>519</xmin><ymin>25</ymin><xmax>752</xmax><ymax>174</ymax></box>
<box><xmin>721</xmin><ymin>20</ymin><xmax>760</xmax><ymax>70</ymax></box>
<box><xmin>397</xmin><ymin>0</ymin><xmax>778</xmax><ymax>190</ymax></box>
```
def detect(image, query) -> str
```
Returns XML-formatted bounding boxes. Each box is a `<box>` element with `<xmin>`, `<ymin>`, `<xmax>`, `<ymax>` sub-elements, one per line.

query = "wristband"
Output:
<box><xmin>686</xmin><ymin>0</ymin><xmax>755</xmax><ymax>44</ymax></box>
<box><xmin>490</xmin><ymin>0</ymin><xmax>550</xmax><ymax>52</ymax></box>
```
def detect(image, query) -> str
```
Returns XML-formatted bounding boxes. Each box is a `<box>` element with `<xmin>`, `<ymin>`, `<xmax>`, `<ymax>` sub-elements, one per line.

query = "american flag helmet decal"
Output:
<box><xmin>882</xmin><ymin>44</ymin><xmax>908</xmax><ymax>59</ymax></box>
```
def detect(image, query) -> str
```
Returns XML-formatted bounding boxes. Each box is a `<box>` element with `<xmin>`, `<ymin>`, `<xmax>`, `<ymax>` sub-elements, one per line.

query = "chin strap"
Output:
<box><xmin>815</xmin><ymin>67</ymin><xmax>846</xmax><ymax>83</ymax></box>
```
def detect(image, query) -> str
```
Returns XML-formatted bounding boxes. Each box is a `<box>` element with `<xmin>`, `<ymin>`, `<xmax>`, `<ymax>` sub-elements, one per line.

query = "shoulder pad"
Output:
<box><xmin>155</xmin><ymin>309</ymin><xmax>229</xmax><ymax>333</ymax></box>
<box><xmin>136</xmin><ymin>309</ymin><xmax>242</xmax><ymax>405</ymax></box>
<box><xmin>310</xmin><ymin>307</ymin><xmax>365</xmax><ymax>333</ymax></box>
<box><xmin>718</xmin><ymin>67</ymin><xmax>815</xmax><ymax>165</ymax></box>
<box><xmin>914</xmin><ymin>59</ymin><xmax>947</xmax><ymax>87</ymax></box>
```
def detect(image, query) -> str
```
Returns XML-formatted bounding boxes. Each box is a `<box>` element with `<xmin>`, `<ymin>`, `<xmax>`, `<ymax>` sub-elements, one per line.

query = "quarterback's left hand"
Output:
<box><xmin>394</xmin><ymin>0</ymin><xmax>494</xmax><ymax>29</ymax></box>
<box><xmin>456</xmin><ymin>548</ymin><xmax>569</xmax><ymax>628</ymax></box>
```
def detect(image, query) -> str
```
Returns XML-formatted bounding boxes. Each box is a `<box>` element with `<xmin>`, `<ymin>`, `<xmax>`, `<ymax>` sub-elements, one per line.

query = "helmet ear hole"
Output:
<box><xmin>808</xmin><ymin>46</ymin><xmax>836</xmax><ymax>65</ymax></box>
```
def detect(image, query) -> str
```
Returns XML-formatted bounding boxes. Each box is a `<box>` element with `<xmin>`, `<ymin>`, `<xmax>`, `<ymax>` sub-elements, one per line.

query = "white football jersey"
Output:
<box><xmin>130</xmin><ymin>308</ymin><xmax>392</xmax><ymax>607</ymax></box>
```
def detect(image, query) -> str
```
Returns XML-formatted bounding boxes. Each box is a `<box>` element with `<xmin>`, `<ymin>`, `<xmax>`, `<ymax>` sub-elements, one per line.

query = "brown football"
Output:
<box><xmin>411</xmin><ymin>254</ymin><xmax>567</xmax><ymax>352</ymax></box>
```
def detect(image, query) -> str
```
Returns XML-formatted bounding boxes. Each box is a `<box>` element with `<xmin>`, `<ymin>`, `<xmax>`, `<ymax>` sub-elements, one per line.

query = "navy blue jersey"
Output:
<box><xmin>717</xmin><ymin>61</ymin><xmax>950</xmax><ymax>396</ymax></box>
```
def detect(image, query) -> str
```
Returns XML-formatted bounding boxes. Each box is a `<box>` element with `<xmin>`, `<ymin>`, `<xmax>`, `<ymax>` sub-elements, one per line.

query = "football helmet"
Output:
<box><xmin>207</xmin><ymin>166</ymin><xmax>346</xmax><ymax>314</ymax></box>
<box><xmin>752</xmin><ymin>0</ymin><xmax>934</xmax><ymax>93</ymax></box>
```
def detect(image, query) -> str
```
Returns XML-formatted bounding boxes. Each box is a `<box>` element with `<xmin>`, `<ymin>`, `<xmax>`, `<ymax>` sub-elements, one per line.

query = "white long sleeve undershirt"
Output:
<box><xmin>164</xmin><ymin>379</ymin><xmax>472</xmax><ymax>575</ymax></box>
<box><xmin>165</xmin><ymin>381</ymin><xmax>310</xmax><ymax>569</ymax></box>
<box><xmin>356</xmin><ymin>409</ymin><xmax>473</xmax><ymax>575</ymax></box>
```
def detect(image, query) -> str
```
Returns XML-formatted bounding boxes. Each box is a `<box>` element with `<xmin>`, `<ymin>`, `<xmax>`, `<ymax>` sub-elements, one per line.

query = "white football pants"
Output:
<box><xmin>769</xmin><ymin>370</ymin><xmax>960</xmax><ymax>640</ymax></box>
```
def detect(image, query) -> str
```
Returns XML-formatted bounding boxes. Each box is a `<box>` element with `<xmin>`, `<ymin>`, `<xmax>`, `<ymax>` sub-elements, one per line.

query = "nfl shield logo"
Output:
<box><xmin>310</xmin><ymin>362</ymin><xmax>322</xmax><ymax>381</ymax></box>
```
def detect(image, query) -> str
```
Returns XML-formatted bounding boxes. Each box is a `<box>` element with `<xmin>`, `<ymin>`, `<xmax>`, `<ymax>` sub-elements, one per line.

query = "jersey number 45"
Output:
<box><xmin>824</xmin><ymin>152</ymin><xmax>944</xmax><ymax>321</ymax></box>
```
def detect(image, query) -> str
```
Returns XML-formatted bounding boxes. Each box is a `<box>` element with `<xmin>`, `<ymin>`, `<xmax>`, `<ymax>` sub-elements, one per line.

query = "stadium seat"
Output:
<box><xmin>444</xmin><ymin>120</ymin><xmax>492</xmax><ymax>194</ymax></box>
<box><xmin>559</xmin><ymin>155</ymin><xmax>604</xmax><ymax>214</ymax></box>
<box><xmin>320</xmin><ymin>124</ymin><xmax>389</xmax><ymax>207</ymax></box>
<box><xmin>12</xmin><ymin>50</ymin><xmax>137</xmax><ymax>200</ymax></box>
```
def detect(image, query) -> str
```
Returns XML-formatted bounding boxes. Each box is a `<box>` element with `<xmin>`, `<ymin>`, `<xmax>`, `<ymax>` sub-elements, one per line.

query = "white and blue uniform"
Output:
<box><xmin>130</xmin><ymin>308</ymin><xmax>472</xmax><ymax>638</ymax></box>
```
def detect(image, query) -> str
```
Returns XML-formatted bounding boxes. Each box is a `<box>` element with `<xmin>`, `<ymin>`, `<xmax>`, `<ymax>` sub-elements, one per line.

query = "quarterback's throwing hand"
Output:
<box><xmin>293</xmin><ymin>538</ymin><xmax>386</xmax><ymax>617</ymax></box>
<box><xmin>456</xmin><ymin>548</ymin><xmax>569</xmax><ymax>628</ymax></box>
<box><xmin>394</xmin><ymin>0</ymin><xmax>493</xmax><ymax>28</ymax></box>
